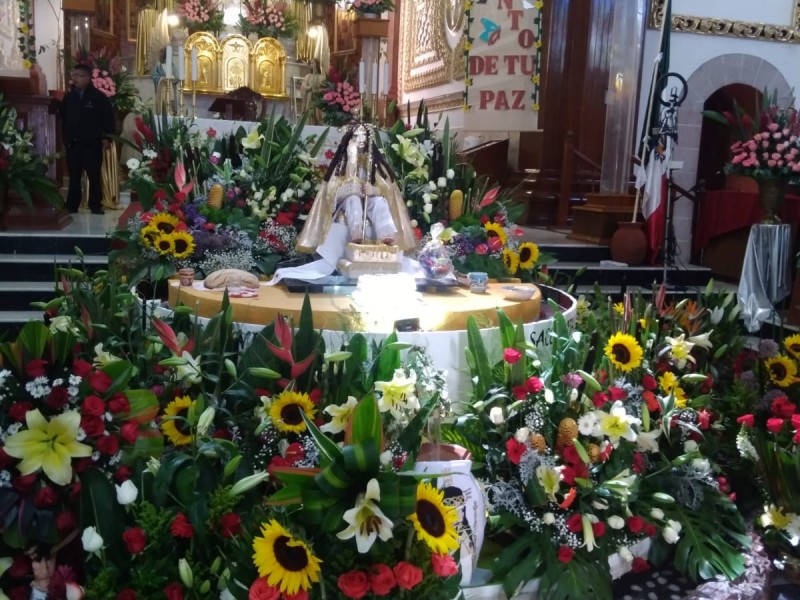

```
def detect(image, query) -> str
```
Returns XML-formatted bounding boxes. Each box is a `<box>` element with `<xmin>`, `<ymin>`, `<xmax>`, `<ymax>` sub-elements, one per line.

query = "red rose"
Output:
<box><xmin>608</xmin><ymin>386</ymin><xmax>626</xmax><ymax>401</ymax></box>
<box><xmin>120</xmin><ymin>422</ymin><xmax>139</xmax><ymax>444</ymax></box>
<box><xmin>631</xmin><ymin>557</ymin><xmax>650</xmax><ymax>573</ymax></box>
<box><xmin>561</xmin><ymin>445</ymin><xmax>580</xmax><ymax>465</ymax></box>
<box><xmin>8</xmin><ymin>402</ymin><xmax>33</xmax><ymax>422</ymax></box>
<box><xmin>115</xmin><ymin>466</ymin><xmax>132</xmax><ymax>483</ymax></box>
<box><xmin>72</xmin><ymin>359</ymin><xmax>92</xmax><ymax>378</ymax></box>
<box><xmin>25</xmin><ymin>358</ymin><xmax>48</xmax><ymax>378</ymax></box>
<box><xmin>46</xmin><ymin>387</ymin><xmax>70</xmax><ymax>410</ymax></box>
<box><xmin>81</xmin><ymin>415</ymin><xmax>106</xmax><ymax>437</ymax></box>
<box><xmin>171</xmin><ymin>513</ymin><xmax>194</xmax><ymax>538</ymax></box>
<box><xmin>525</xmin><ymin>376</ymin><xmax>543</xmax><ymax>393</ymax></box>
<box><xmin>767</xmin><ymin>418</ymin><xmax>785</xmax><ymax>434</ymax></box>
<box><xmin>641</xmin><ymin>374</ymin><xmax>657</xmax><ymax>390</ymax></box>
<box><xmin>430</xmin><ymin>554</ymin><xmax>458</xmax><ymax>577</ymax></box>
<box><xmin>627</xmin><ymin>516</ymin><xmax>645</xmax><ymax>534</ymax></box>
<box><xmin>123</xmin><ymin>527</ymin><xmax>147</xmax><ymax>554</ymax></box>
<box><xmin>73</xmin><ymin>457</ymin><xmax>92</xmax><ymax>474</ymax></box>
<box><xmin>109</xmin><ymin>393</ymin><xmax>131</xmax><ymax>416</ymax></box>
<box><xmin>736</xmin><ymin>414</ymin><xmax>755</xmax><ymax>427</ymax></box>
<box><xmin>309</xmin><ymin>388</ymin><xmax>322</xmax><ymax>403</ymax></box>
<box><xmin>0</xmin><ymin>448</ymin><xmax>12</xmax><ymax>470</ymax></box>
<box><xmin>505</xmin><ymin>439</ymin><xmax>527</xmax><ymax>465</ymax></box>
<box><xmin>97</xmin><ymin>434</ymin><xmax>120</xmax><ymax>456</ymax></box>
<box><xmin>557</xmin><ymin>545</ymin><xmax>574</xmax><ymax>563</ymax></box>
<box><xmin>698</xmin><ymin>409</ymin><xmax>712</xmax><ymax>430</ymax></box>
<box><xmin>9</xmin><ymin>554</ymin><xmax>31</xmax><ymax>578</ymax></box>
<box><xmin>206</xmin><ymin>127</ymin><xmax>217</xmax><ymax>138</ymax></box>
<box><xmin>632</xmin><ymin>452</ymin><xmax>645</xmax><ymax>474</ymax></box>
<box><xmin>592</xmin><ymin>392</ymin><xmax>609</xmax><ymax>408</ymax></box>
<box><xmin>82</xmin><ymin>395</ymin><xmax>106</xmax><ymax>417</ymax></box>
<box><xmin>700</xmin><ymin>374</ymin><xmax>714</xmax><ymax>394</ymax></box>
<box><xmin>12</xmin><ymin>473</ymin><xmax>37</xmax><ymax>494</ymax></box>
<box><xmin>248</xmin><ymin>578</ymin><xmax>280</xmax><ymax>600</ymax></box>
<box><xmin>33</xmin><ymin>485</ymin><xmax>58</xmax><ymax>508</ymax></box>
<box><xmin>116</xmin><ymin>590</ymin><xmax>138</xmax><ymax>600</ymax></box>
<box><xmin>163</xmin><ymin>582</ymin><xmax>184</xmax><ymax>600</ymax></box>
<box><xmin>338</xmin><ymin>570</ymin><xmax>369</xmax><ymax>599</ymax></box>
<box><xmin>592</xmin><ymin>521</ymin><xmax>606</xmax><ymax>537</ymax></box>
<box><xmin>88</xmin><ymin>371</ymin><xmax>113</xmax><ymax>393</ymax></box>
<box><xmin>566</xmin><ymin>513</ymin><xmax>583</xmax><ymax>533</ymax></box>
<box><xmin>219</xmin><ymin>513</ymin><xmax>242</xmax><ymax>538</ymax></box>
<box><xmin>792</xmin><ymin>414</ymin><xmax>800</xmax><ymax>429</ymax></box>
<box><xmin>369</xmin><ymin>563</ymin><xmax>396</xmax><ymax>596</ymax></box>
<box><xmin>503</xmin><ymin>348</ymin><xmax>522</xmax><ymax>364</ymax></box>
<box><xmin>393</xmin><ymin>562</ymin><xmax>422</xmax><ymax>590</ymax></box>
<box><xmin>512</xmin><ymin>385</ymin><xmax>529</xmax><ymax>400</ymax></box>
<box><xmin>794</xmin><ymin>430</ymin><xmax>800</xmax><ymax>444</ymax></box>
<box><xmin>284</xmin><ymin>592</ymin><xmax>307</xmax><ymax>600</ymax></box>
<box><xmin>643</xmin><ymin>522</ymin><xmax>657</xmax><ymax>537</ymax></box>
<box><xmin>57</xmin><ymin>511</ymin><xmax>77</xmax><ymax>532</ymax></box>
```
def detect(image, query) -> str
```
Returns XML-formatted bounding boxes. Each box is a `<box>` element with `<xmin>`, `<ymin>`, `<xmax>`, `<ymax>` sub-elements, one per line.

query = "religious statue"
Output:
<box><xmin>296</xmin><ymin>122</ymin><xmax>416</xmax><ymax>255</ymax></box>
<box><xmin>301</xmin><ymin>59</ymin><xmax>326</xmax><ymax>124</ymax></box>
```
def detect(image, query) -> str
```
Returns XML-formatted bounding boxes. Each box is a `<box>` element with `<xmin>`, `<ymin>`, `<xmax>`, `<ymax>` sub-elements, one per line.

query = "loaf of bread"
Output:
<box><xmin>204</xmin><ymin>269</ymin><xmax>260</xmax><ymax>290</ymax></box>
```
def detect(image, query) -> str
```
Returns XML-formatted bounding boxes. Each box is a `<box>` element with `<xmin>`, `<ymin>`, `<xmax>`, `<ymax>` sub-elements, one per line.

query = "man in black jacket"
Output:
<box><xmin>61</xmin><ymin>64</ymin><xmax>115</xmax><ymax>215</ymax></box>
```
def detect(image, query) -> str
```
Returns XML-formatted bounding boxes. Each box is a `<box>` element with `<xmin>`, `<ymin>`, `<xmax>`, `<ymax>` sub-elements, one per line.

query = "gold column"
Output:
<box><xmin>135</xmin><ymin>9</ymin><xmax>160</xmax><ymax>76</ymax></box>
<box><xmin>81</xmin><ymin>143</ymin><xmax>120</xmax><ymax>210</ymax></box>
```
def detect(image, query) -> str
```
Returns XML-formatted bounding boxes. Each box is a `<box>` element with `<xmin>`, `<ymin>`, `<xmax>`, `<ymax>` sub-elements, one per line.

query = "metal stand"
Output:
<box><xmin>178</xmin><ymin>80</ymin><xmax>184</xmax><ymax>116</ymax></box>
<box><xmin>192</xmin><ymin>80</ymin><xmax>197</xmax><ymax>119</ymax></box>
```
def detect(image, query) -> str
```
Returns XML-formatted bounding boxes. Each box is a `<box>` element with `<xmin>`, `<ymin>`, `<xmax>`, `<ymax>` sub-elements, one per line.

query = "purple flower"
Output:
<box><xmin>562</xmin><ymin>372</ymin><xmax>583</xmax><ymax>389</ymax></box>
<box><xmin>758</xmin><ymin>339</ymin><xmax>780</xmax><ymax>359</ymax></box>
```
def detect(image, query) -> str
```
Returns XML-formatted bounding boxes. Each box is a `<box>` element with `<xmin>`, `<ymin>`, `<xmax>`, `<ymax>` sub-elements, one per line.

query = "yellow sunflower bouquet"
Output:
<box><xmin>247</xmin><ymin>392</ymin><xmax>463</xmax><ymax>600</ymax></box>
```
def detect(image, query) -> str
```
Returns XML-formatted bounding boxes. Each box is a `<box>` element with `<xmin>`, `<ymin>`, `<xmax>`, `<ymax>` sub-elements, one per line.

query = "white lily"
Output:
<box><xmin>710</xmin><ymin>306</ymin><xmax>725</xmax><ymax>324</ymax></box>
<box><xmin>241</xmin><ymin>129</ymin><xmax>262</xmax><ymax>149</ymax></box>
<box><xmin>375</xmin><ymin>369</ymin><xmax>418</xmax><ymax>419</ymax></box>
<box><xmin>688</xmin><ymin>331</ymin><xmax>714</xmax><ymax>350</ymax></box>
<box><xmin>536</xmin><ymin>464</ymin><xmax>561</xmax><ymax>502</ymax></box>
<box><xmin>321</xmin><ymin>396</ymin><xmax>359</xmax><ymax>434</ymax></box>
<box><xmin>337</xmin><ymin>478</ymin><xmax>394</xmax><ymax>553</ymax></box>
<box><xmin>581</xmin><ymin>514</ymin><xmax>598</xmax><ymax>552</ymax></box>
<box><xmin>636</xmin><ymin>429</ymin><xmax>661</xmax><ymax>453</ymax></box>
<box><xmin>175</xmin><ymin>351</ymin><xmax>202</xmax><ymax>385</ymax></box>
<box><xmin>93</xmin><ymin>343</ymin><xmax>121</xmax><ymax>368</ymax></box>
<box><xmin>663</xmin><ymin>334</ymin><xmax>696</xmax><ymax>369</ymax></box>
<box><xmin>600</xmin><ymin>401</ymin><xmax>641</xmax><ymax>447</ymax></box>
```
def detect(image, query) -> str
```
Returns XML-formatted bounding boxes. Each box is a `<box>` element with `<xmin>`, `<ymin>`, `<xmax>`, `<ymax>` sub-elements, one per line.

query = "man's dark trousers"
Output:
<box><xmin>66</xmin><ymin>141</ymin><xmax>103</xmax><ymax>212</ymax></box>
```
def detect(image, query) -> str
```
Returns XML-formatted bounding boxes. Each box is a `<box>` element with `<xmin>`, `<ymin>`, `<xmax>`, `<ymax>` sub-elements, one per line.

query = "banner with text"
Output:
<box><xmin>463</xmin><ymin>0</ymin><xmax>543</xmax><ymax>131</ymax></box>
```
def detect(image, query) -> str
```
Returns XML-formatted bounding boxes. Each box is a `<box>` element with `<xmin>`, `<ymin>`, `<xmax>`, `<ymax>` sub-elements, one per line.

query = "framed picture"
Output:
<box><xmin>93</xmin><ymin>0</ymin><xmax>114</xmax><ymax>35</ymax></box>
<box><xmin>649</xmin><ymin>0</ymin><xmax>800</xmax><ymax>43</ymax></box>
<box><xmin>126</xmin><ymin>0</ymin><xmax>146</xmax><ymax>41</ymax></box>
<box><xmin>333</xmin><ymin>8</ymin><xmax>356</xmax><ymax>55</ymax></box>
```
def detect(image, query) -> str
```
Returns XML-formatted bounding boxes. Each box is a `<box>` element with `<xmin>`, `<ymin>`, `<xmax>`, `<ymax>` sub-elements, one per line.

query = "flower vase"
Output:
<box><xmin>757</xmin><ymin>178</ymin><xmax>787</xmax><ymax>224</ymax></box>
<box><xmin>415</xmin><ymin>443</ymin><xmax>485</xmax><ymax>587</ymax></box>
<box><xmin>609</xmin><ymin>221</ymin><xmax>648</xmax><ymax>265</ymax></box>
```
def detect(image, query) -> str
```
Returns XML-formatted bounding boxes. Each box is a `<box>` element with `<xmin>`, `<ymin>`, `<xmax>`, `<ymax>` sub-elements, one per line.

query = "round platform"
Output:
<box><xmin>167</xmin><ymin>280</ymin><xmax>542</xmax><ymax>332</ymax></box>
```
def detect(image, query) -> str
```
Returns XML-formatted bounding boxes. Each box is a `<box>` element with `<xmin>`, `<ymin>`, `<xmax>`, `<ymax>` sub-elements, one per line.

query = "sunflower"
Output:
<box><xmin>252</xmin><ymin>520</ymin><xmax>322</xmax><ymax>595</ymax></box>
<box><xmin>604</xmin><ymin>332</ymin><xmax>643</xmax><ymax>373</ymax></box>
<box><xmin>170</xmin><ymin>230</ymin><xmax>196</xmax><ymax>259</ymax></box>
<box><xmin>483</xmin><ymin>221</ymin><xmax>507</xmax><ymax>245</ymax></box>
<box><xmin>409</xmin><ymin>481</ymin><xmax>459</xmax><ymax>554</ymax></box>
<box><xmin>517</xmin><ymin>242</ymin><xmax>539</xmax><ymax>269</ymax></box>
<box><xmin>149</xmin><ymin>213</ymin><xmax>180</xmax><ymax>235</ymax></box>
<box><xmin>160</xmin><ymin>395</ymin><xmax>195</xmax><ymax>446</ymax></box>
<box><xmin>784</xmin><ymin>334</ymin><xmax>800</xmax><ymax>360</ymax></box>
<box><xmin>503</xmin><ymin>248</ymin><xmax>519</xmax><ymax>274</ymax></box>
<box><xmin>657</xmin><ymin>372</ymin><xmax>687</xmax><ymax>408</ymax></box>
<box><xmin>154</xmin><ymin>234</ymin><xmax>175</xmax><ymax>256</ymax></box>
<box><xmin>139</xmin><ymin>225</ymin><xmax>160</xmax><ymax>248</ymax></box>
<box><xmin>765</xmin><ymin>355</ymin><xmax>797</xmax><ymax>388</ymax></box>
<box><xmin>269</xmin><ymin>390</ymin><xmax>316</xmax><ymax>434</ymax></box>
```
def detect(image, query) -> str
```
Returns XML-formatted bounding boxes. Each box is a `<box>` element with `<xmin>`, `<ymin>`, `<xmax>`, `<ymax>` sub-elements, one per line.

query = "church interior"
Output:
<box><xmin>2</xmin><ymin>0</ymin><xmax>800</xmax><ymax>598</ymax></box>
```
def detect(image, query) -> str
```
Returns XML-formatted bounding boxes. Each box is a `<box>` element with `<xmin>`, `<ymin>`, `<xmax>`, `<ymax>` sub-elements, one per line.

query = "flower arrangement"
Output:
<box><xmin>0</xmin><ymin>95</ymin><xmax>61</xmax><ymax>212</ymax></box>
<box><xmin>441</xmin><ymin>298</ymin><xmax>748</xmax><ymax>599</ymax></box>
<box><xmin>239</xmin><ymin>0</ymin><xmax>299</xmax><ymax>39</ymax></box>
<box><xmin>71</xmin><ymin>47</ymin><xmax>140</xmax><ymax>114</ymax></box>
<box><xmin>17</xmin><ymin>0</ymin><xmax>36</xmax><ymax>68</ymax></box>
<box><xmin>178</xmin><ymin>0</ymin><xmax>225</xmax><ymax>35</ymax></box>
<box><xmin>313</xmin><ymin>67</ymin><xmax>361</xmax><ymax>127</ymax></box>
<box><xmin>344</xmin><ymin>0</ymin><xmax>394</xmax><ymax>16</ymax></box>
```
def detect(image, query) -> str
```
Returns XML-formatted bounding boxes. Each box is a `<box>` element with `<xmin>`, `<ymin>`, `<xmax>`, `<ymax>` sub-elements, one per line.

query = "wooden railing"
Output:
<box><xmin>557</xmin><ymin>131</ymin><xmax>602</xmax><ymax>226</ymax></box>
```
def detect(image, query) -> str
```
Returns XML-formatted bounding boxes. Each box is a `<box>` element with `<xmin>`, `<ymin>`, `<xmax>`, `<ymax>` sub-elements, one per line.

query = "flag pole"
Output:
<box><xmin>632</xmin><ymin>0</ymin><xmax>671</xmax><ymax>223</ymax></box>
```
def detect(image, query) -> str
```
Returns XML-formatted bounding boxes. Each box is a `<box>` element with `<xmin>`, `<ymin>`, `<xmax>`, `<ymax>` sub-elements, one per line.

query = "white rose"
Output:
<box><xmin>542</xmin><ymin>512</ymin><xmax>555</xmax><ymax>525</ymax></box>
<box><xmin>683</xmin><ymin>440</ymin><xmax>698</xmax><ymax>453</ymax></box>
<box><xmin>446</xmin><ymin>168</ymin><xmax>455</xmax><ymax>179</ymax></box>
<box><xmin>662</xmin><ymin>525</ymin><xmax>681</xmax><ymax>544</ymax></box>
<box><xmin>607</xmin><ymin>515</ymin><xmax>625</xmax><ymax>530</ymax></box>
<box><xmin>514</xmin><ymin>427</ymin><xmax>530</xmax><ymax>443</ymax></box>
<box><xmin>422</xmin><ymin>192</ymin><xmax>431</xmax><ymax>203</ymax></box>
<box><xmin>618</xmin><ymin>546</ymin><xmax>634</xmax><ymax>563</ymax></box>
<box><xmin>115</xmin><ymin>480</ymin><xmax>138</xmax><ymax>505</ymax></box>
<box><xmin>437</xmin><ymin>177</ymin><xmax>447</xmax><ymax>188</ymax></box>
<box><xmin>410</xmin><ymin>219</ymin><xmax>418</xmax><ymax>227</ymax></box>
<box><xmin>489</xmin><ymin>406</ymin><xmax>505</xmax><ymax>425</ymax></box>
<box><xmin>81</xmin><ymin>526</ymin><xmax>104</xmax><ymax>553</ymax></box>
<box><xmin>423</xmin><ymin>203</ymin><xmax>433</xmax><ymax>214</ymax></box>
<box><xmin>428</xmin><ymin>181</ymin><xmax>437</xmax><ymax>191</ymax></box>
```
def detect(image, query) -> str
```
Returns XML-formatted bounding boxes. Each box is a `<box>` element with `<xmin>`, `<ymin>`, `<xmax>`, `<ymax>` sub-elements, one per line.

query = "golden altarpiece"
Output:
<box><xmin>180</xmin><ymin>32</ymin><xmax>288</xmax><ymax>99</ymax></box>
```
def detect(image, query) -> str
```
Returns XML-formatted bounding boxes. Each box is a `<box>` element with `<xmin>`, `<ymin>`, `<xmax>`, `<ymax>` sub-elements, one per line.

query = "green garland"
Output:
<box><xmin>17</xmin><ymin>0</ymin><xmax>37</xmax><ymax>68</ymax></box>
<box><xmin>462</xmin><ymin>0</ymin><xmax>544</xmax><ymax>112</ymax></box>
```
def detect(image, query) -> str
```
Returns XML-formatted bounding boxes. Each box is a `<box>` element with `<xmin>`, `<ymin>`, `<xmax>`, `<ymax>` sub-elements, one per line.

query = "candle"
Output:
<box><xmin>191</xmin><ymin>48</ymin><xmax>198</xmax><ymax>82</ymax></box>
<box><xmin>358</xmin><ymin>60</ymin><xmax>365</xmax><ymax>92</ymax></box>
<box><xmin>371</xmin><ymin>61</ymin><xmax>378</xmax><ymax>95</ymax></box>
<box><xmin>165</xmin><ymin>45</ymin><xmax>173</xmax><ymax>79</ymax></box>
<box><xmin>177</xmin><ymin>45</ymin><xmax>186</xmax><ymax>80</ymax></box>
<box><xmin>382</xmin><ymin>61</ymin><xmax>389</xmax><ymax>95</ymax></box>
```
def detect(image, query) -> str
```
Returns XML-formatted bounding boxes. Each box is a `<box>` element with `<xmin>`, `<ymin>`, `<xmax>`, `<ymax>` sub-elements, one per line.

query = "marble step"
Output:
<box><xmin>0</xmin><ymin>253</ymin><xmax>108</xmax><ymax>282</ymax></box>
